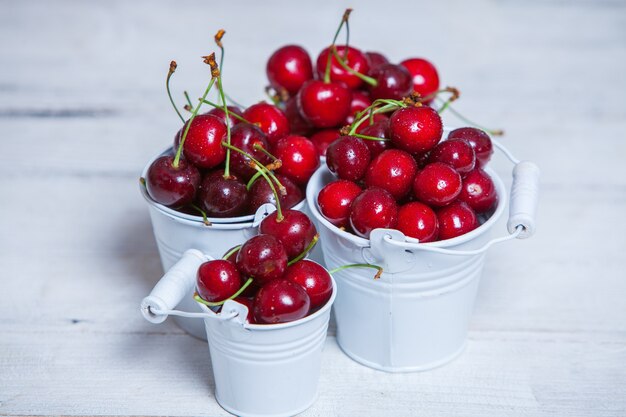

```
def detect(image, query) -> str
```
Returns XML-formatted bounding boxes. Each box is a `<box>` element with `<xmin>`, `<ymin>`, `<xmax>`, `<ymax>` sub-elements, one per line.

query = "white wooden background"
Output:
<box><xmin>1</xmin><ymin>0</ymin><xmax>625</xmax><ymax>416</ymax></box>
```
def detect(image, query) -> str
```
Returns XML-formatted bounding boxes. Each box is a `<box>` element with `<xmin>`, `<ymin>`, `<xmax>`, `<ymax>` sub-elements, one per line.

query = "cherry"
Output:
<box><xmin>413</xmin><ymin>152</ymin><xmax>431</xmax><ymax>169</ymax></box>
<box><xmin>428</xmin><ymin>138</ymin><xmax>476</xmax><ymax>174</ymax></box>
<box><xmin>368</xmin><ymin>64</ymin><xmax>413</xmax><ymax>101</ymax></box>
<box><xmin>458</xmin><ymin>168</ymin><xmax>498</xmax><ymax>213</ymax></box>
<box><xmin>297</xmin><ymin>80</ymin><xmax>352</xmax><ymax>128</ymax></box>
<box><xmin>309</xmin><ymin>129</ymin><xmax>340</xmax><ymax>157</ymax></box>
<box><xmin>345</xmin><ymin>91</ymin><xmax>372</xmax><ymax>125</ymax></box>
<box><xmin>357</xmin><ymin>119</ymin><xmax>391</xmax><ymax>157</ymax></box>
<box><xmin>396</xmin><ymin>202</ymin><xmax>439</xmax><ymax>242</ymax></box>
<box><xmin>349</xmin><ymin>187</ymin><xmax>398</xmax><ymax>238</ymax></box>
<box><xmin>198</xmin><ymin>170</ymin><xmax>249</xmax><ymax>217</ymax></box>
<box><xmin>437</xmin><ymin>201</ymin><xmax>479</xmax><ymax>240</ymax></box>
<box><xmin>273</xmin><ymin>135</ymin><xmax>320</xmax><ymax>185</ymax></box>
<box><xmin>365</xmin><ymin>149</ymin><xmax>417</xmax><ymax>200</ymax></box>
<box><xmin>248</xmin><ymin>173</ymin><xmax>303</xmax><ymax>212</ymax></box>
<box><xmin>284</xmin><ymin>96</ymin><xmax>313</xmax><ymax>136</ymax></box>
<box><xmin>400</xmin><ymin>58</ymin><xmax>440</xmax><ymax>101</ymax></box>
<box><xmin>266</xmin><ymin>45</ymin><xmax>313</xmax><ymax>95</ymax></box>
<box><xmin>146</xmin><ymin>156</ymin><xmax>200</xmax><ymax>208</ymax></box>
<box><xmin>365</xmin><ymin>51</ymin><xmax>389</xmax><ymax>73</ymax></box>
<box><xmin>317</xmin><ymin>179</ymin><xmax>361</xmax><ymax>228</ymax></box>
<box><xmin>316</xmin><ymin>45</ymin><xmax>370</xmax><ymax>90</ymax></box>
<box><xmin>232</xmin><ymin>296</ymin><xmax>256</xmax><ymax>323</ymax></box>
<box><xmin>259</xmin><ymin>209</ymin><xmax>317</xmax><ymax>259</ymax></box>
<box><xmin>181</xmin><ymin>114</ymin><xmax>227</xmax><ymax>169</ymax></box>
<box><xmin>388</xmin><ymin>106</ymin><xmax>443</xmax><ymax>154</ymax></box>
<box><xmin>413</xmin><ymin>162</ymin><xmax>462</xmax><ymax>207</ymax></box>
<box><xmin>284</xmin><ymin>260</ymin><xmax>332</xmax><ymax>310</ymax></box>
<box><xmin>196</xmin><ymin>259</ymin><xmax>242</xmax><ymax>303</ymax></box>
<box><xmin>253</xmin><ymin>279</ymin><xmax>310</xmax><ymax>324</ymax></box>
<box><xmin>325</xmin><ymin>136</ymin><xmax>371</xmax><ymax>181</ymax></box>
<box><xmin>228</xmin><ymin>123</ymin><xmax>272</xmax><ymax>181</ymax></box>
<box><xmin>447</xmin><ymin>127</ymin><xmax>493</xmax><ymax>167</ymax></box>
<box><xmin>242</xmin><ymin>102</ymin><xmax>290</xmax><ymax>147</ymax></box>
<box><xmin>205</xmin><ymin>105</ymin><xmax>243</xmax><ymax>129</ymax></box>
<box><xmin>236</xmin><ymin>234</ymin><xmax>288</xmax><ymax>286</ymax></box>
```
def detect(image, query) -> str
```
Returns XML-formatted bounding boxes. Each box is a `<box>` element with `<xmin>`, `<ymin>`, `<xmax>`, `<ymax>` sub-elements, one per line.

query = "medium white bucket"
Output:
<box><xmin>141</xmin><ymin>250</ymin><xmax>336</xmax><ymax>417</ymax></box>
<box><xmin>305</xmin><ymin>141</ymin><xmax>540</xmax><ymax>372</ymax></box>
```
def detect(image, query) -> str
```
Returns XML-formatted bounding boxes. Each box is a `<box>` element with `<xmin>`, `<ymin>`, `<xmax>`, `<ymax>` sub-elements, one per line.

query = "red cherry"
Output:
<box><xmin>298</xmin><ymin>80</ymin><xmax>352</xmax><ymax>128</ymax></box>
<box><xmin>428</xmin><ymin>138</ymin><xmax>476</xmax><ymax>174</ymax></box>
<box><xmin>316</xmin><ymin>45</ymin><xmax>370</xmax><ymax>90</ymax></box>
<box><xmin>389</xmin><ymin>106</ymin><xmax>443</xmax><ymax>154</ymax></box>
<box><xmin>284</xmin><ymin>260</ymin><xmax>332</xmax><ymax>310</ymax></box>
<box><xmin>317</xmin><ymin>179</ymin><xmax>362</xmax><ymax>227</ymax></box>
<box><xmin>400</xmin><ymin>58</ymin><xmax>440</xmax><ymax>100</ymax></box>
<box><xmin>325</xmin><ymin>136</ymin><xmax>371</xmax><ymax>181</ymax></box>
<box><xmin>396</xmin><ymin>202</ymin><xmax>439</xmax><ymax>242</ymax></box>
<box><xmin>146</xmin><ymin>155</ymin><xmax>200</xmax><ymax>208</ymax></box>
<box><xmin>368</xmin><ymin>64</ymin><xmax>413</xmax><ymax>101</ymax></box>
<box><xmin>181</xmin><ymin>114</ymin><xmax>227</xmax><ymax>169</ymax></box>
<box><xmin>458</xmin><ymin>168</ymin><xmax>498</xmax><ymax>213</ymax></box>
<box><xmin>236</xmin><ymin>234</ymin><xmax>288</xmax><ymax>286</ymax></box>
<box><xmin>437</xmin><ymin>201</ymin><xmax>479</xmax><ymax>240</ymax></box>
<box><xmin>309</xmin><ymin>129</ymin><xmax>340</xmax><ymax>157</ymax></box>
<box><xmin>229</xmin><ymin>123</ymin><xmax>271</xmax><ymax>181</ymax></box>
<box><xmin>259</xmin><ymin>209</ymin><xmax>317</xmax><ymax>259</ymax></box>
<box><xmin>365</xmin><ymin>51</ymin><xmax>389</xmax><ymax>73</ymax></box>
<box><xmin>365</xmin><ymin>149</ymin><xmax>418</xmax><ymax>200</ymax></box>
<box><xmin>448</xmin><ymin>127</ymin><xmax>493</xmax><ymax>167</ymax></box>
<box><xmin>413</xmin><ymin>162</ymin><xmax>462</xmax><ymax>207</ymax></box>
<box><xmin>284</xmin><ymin>96</ymin><xmax>313</xmax><ymax>136</ymax></box>
<box><xmin>357</xmin><ymin>119</ymin><xmax>391</xmax><ymax>157</ymax></box>
<box><xmin>205</xmin><ymin>106</ymin><xmax>243</xmax><ymax>129</ymax></box>
<box><xmin>196</xmin><ymin>260</ymin><xmax>242</xmax><ymax>303</ymax></box>
<box><xmin>232</xmin><ymin>297</ymin><xmax>256</xmax><ymax>324</ymax></box>
<box><xmin>349</xmin><ymin>187</ymin><xmax>398</xmax><ymax>238</ymax></box>
<box><xmin>248</xmin><ymin>173</ymin><xmax>303</xmax><ymax>212</ymax></box>
<box><xmin>253</xmin><ymin>279</ymin><xmax>311</xmax><ymax>324</ymax></box>
<box><xmin>242</xmin><ymin>103</ymin><xmax>290</xmax><ymax>147</ymax></box>
<box><xmin>266</xmin><ymin>45</ymin><xmax>313</xmax><ymax>95</ymax></box>
<box><xmin>273</xmin><ymin>135</ymin><xmax>320</xmax><ymax>185</ymax></box>
<box><xmin>198</xmin><ymin>171</ymin><xmax>249</xmax><ymax>217</ymax></box>
<box><xmin>345</xmin><ymin>91</ymin><xmax>372</xmax><ymax>125</ymax></box>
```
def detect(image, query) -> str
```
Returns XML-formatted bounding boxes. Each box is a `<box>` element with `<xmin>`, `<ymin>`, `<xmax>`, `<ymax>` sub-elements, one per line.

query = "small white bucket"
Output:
<box><xmin>141</xmin><ymin>250</ymin><xmax>336</xmax><ymax>417</ymax></box>
<box><xmin>140</xmin><ymin>149</ymin><xmax>305</xmax><ymax>339</ymax></box>
<box><xmin>305</xmin><ymin>139</ymin><xmax>540</xmax><ymax>372</ymax></box>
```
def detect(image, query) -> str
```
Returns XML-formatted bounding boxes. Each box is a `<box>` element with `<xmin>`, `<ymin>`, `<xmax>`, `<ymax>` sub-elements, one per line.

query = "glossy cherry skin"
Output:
<box><xmin>413</xmin><ymin>162</ymin><xmax>462</xmax><ymax>207</ymax></box>
<box><xmin>273</xmin><ymin>135</ymin><xmax>320</xmax><ymax>185</ymax></box>
<box><xmin>232</xmin><ymin>296</ymin><xmax>256</xmax><ymax>323</ymax></box>
<box><xmin>267</xmin><ymin>45</ymin><xmax>313</xmax><ymax>95</ymax></box>
<box><xmin>198</xmin><ymin>171</ymin><xmax>249</xmax><ymax>217</ymax></box>
<box><xmin>146</xmin><ymin>155</ymin><xmax>201</xmax><ymax>208</ymax></box>
<box><xmin>316</xmin><ymin>45</ymin><xmax>370</xmax><ymax>90</ymax></box>
<box><xmin>428</xmin><ymin>138</ymin><xmax>476</xmax><ymax>174</ymax></box>
<box><xmin>253</xmin><ymin>279</ymin><xmax>311</xmax><ymax>324</ymax></box>
<box><xmin>389</xmin><ymin>106</ymin><xmax>443</xmax><ymax>154</ymax></box>
<box><xmin>349</xmin><ymin>187</ymin><xmax>398</xmax><ymax>238</ymax></box>
<box><xmin>437</xmin><ymin>201</ymin><xmax>479</xmax><ymax>240</ymax></box>
<box><xmin>309</xmin><ymin>129</ymin><xmax>340</xmax><ymax>157</ymax></box>
<box><xmin>284</xmin><ymin>260</ymin><xmax>332</xmax><ymax>310</ymax></box>
<box><xmin>181</xmin><ymin>114</ymin><xmax>227</xmax><ymax>169</ymax></box>
<box><xmin>236</xmin><ymin>234</ymin><xmax>288</xmax><ymax>286</ymax></box>
<box><xmin>365</xmin><ymin>51</ymin><xmax>389</xmax><ymax>74</ymax></box>
<box><xmin>196</xmin><ymin>260</ymin><xmax>242</xmax><ymax>303</ymax></box>
<box><xmin>242</xmin><ymin>103</ymin><xmax>290</xmax><ymax>147</ymax></box>
<box><xmin>229</xmin><ymin>123</ymin><xmax>271</xmax><ymax>181</ymax></box>
<box><xmin>358</xmin><ymin>119</ymin><xmax>392</xmax><ymax>157</ymax></box>
<box><xmin>326</xmin><ymin>136</ymin><xmax>371</xmax><ymax>181</ymax></box>
<box><xmin>259</xmin><ymin>209</ymin><xmax>317</xmax><ymax>259</ymax></box>
<box><xmin>317</xmin><ymin>179</ymin><xmax>361</xmax><ymax>228</ymax></box>
<box><xmin>345</xmin><ymin>91</ymin><xmax>372</xmax><ymax>125</ymax></box>
<box><xmin>248</xmin><ymin>173</ymin><xmax>303</xmax><ymax>212</ymax></box>
<box><xmin>447</xmin><ymin>127</ymin><xmax>493</xmax><ymax>167</ymax></box>
<box><xmin>205</xmin><ymin>106</ymin><xmax>243</xmax><ymax>129</ymax></box>
<box><xmin>365</xmin><ymin>149</ymin><xmax>418</xmax><ymax>200</ymax></box>
<box><xmin>396</xmin><ymin>202</ymin><xmax>439</xmax><ymax>242</ymax></box>
<box><xmin>458</xmin><ymin>168</ymin><xmax>498</xmax><ymax>213</ymax></box>
<box><xmin>284</xmin><ymin>96</ymin><xmax>313</xmax><ymax>136</ymax></box>
<box><xmin>400</xmin><ymin>58</ymin><xmax>440</xmax><ymax>100</ymax></box>
<box><xmin>297</xmin><ymin>80</ymin><xmax>352</xmax><ymax>128</ymax></box>
<box><xmin>369</xmin><ymin>64</ymin><xmax>413</xmax><ymax>101</ymax></box>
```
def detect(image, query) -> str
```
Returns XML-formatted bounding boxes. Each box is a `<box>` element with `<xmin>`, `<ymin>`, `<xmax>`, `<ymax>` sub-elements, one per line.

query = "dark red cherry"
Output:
<box><xmin>345</xmin><ymin>91</ymin><xmax>372</xmax><ymax>125</ymax></box>
<box><xmin>458</xmin><ymin>168</ymin><xmax>498</xmax><ymax>213</ymax></box>
<box><xmin>317</xmin><ymin>179</ymin><xmax>361</xmax><ymax>227</ymax></box>
<box><xmin>365</xmin><ymin>149</ymin><xmax>417</xmax><ymax>200</ymax></box>
<box><xmin>358</xmin><ymin>119</ymin><xmax>392</xmax><ymax>157</ymax></box>
<box><xmin>389</xmin><ymin>106</ymin><xmax>443</xmax><ymax>154</ymax></box>
<box><xmin>205</xmin><ymin>106</ymin><xmax>243</xmax><ymax>129</ymax></box>
<box><xmin>284</xmin><ymin>260</ymin><xmax>332</xmax><ymax>310</ymax></box>
<box><xmin>437</xmin><ymin>201</ymin><xmax>479</xmax><ymax>240</ymax></box>
<box><xmin>273</xmin><ymin>135</ymin><xmax>320</xmax><ymax>185</ymax></box>
<box><xmin>309</xmin><ymin>129</ymin><xmax>340</xmax><ymax>157</ymax></box>
<box><xmin>400</xmin><ymin>58</ymin><xmax>440</xmax><ymax>101</ymax></box>
<box><xmin>253</xmin><ymin>279</ymin><xmax>310</xmax><ymax>324</ymax></box>
<box><xmin>181</xmin><ymin>114</ymin><xmax>227</xmax><ymax>169</ymax></box>
<box><xmin>349</xmin><ymin>187</ymin><xmax>398</xmax><ymax>238</ymax></box>
<box><xmin>413</xmin><ymin>162</ymin><xmax>462</xmax><ymax>207</ymax></box>
<box><xmin>267</xmin><ymin>45</ymin><xmax>313</xmax><ymax>95</ymax></box>
<box><xmin>248</xmin><ymin>173</ymin><xmax>303</xmax><ymax>212</ymax></box>
<box><xmin>316</xmin><ymin>45</ymin><xmax>370</xmax><ymax>90</ymax></box>
<box><xmin>414</xmin><ymin>152</ymin><xmax>431</xmax><ymax>169</ymax></box>
<box><xmin>229</xmin><ymin>123</ymin><xmax>271</xmax><ymax>181</ymax></box>
<box><xmin>365</xmin><ymin>51</ymin><xmax>389</xmax><ymax>74</ymax></box>
<box><xmin>236</xmin><ymin>234</ymin><xmax>288</xmax><ymax>286</ymax></box>
<box><xmin>298</xmin><ymin>80</ymin><xmax>352</xmax><ymax>128</ymax></box>
<box><xmin>396</xmin><ymin>202</ymin><xmax>439</xmax><ymax>242</ymax></box>
<box><xmin>196</xmin><ymin>259</ymin><xmax>242</xmax><ymax>303</ymax></box>
<box><xmin>369</xmin><ymin>64</ymin><xmax>413</xmax><ymax>101</ymax></box>
<box><xmin>232</xmin><ymin>297</ymin><xmax>256</xmax><ymax>323</ymax></box>
<box><xmin>259</xmin><ymin>209</ymin><xmax>317</xmax><ymax>259</ymax></box>
<box><xmin>284</xmin><ymin>96</ymin><xmax>313</xmax><ymax>136</ymax></box>
<box><xmin>447</xmin><ymin>127</ymin><xmax>493</xmax><ymax>167</ymax></box>
<box><xmin>326</xmin><ymin>136</ymin><xmax>371</xmax><ymax>181</ymax></box>
<box><xmin>428</xmin><ymin>138</ymin><xmax>476</xmax><ymax>174</ymax></box>
<box><xmin>198</xmin><ymin>170</ymin><xmax>248</xmax><ymax>217</ymax></box>
<box><xmin>146</xmin><ymin>155</ymin><xmax>201</xmax><ymax>208</ymax></box>
<box><xmin>242</xmin><ymin>103</ymin><xmax>290</xmax><ymax>147</ymax></box>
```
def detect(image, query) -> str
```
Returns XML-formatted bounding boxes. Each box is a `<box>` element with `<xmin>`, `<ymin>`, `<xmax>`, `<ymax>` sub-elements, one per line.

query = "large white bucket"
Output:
<box><xmin>305</xmin><ymin>141</ymin><xmax>540</xmax><ymax>372</ymax></box>
<box><xmin>141</xmin><ymin>250</ymin><xmax>336</xmax><ymax>417</ymax></box>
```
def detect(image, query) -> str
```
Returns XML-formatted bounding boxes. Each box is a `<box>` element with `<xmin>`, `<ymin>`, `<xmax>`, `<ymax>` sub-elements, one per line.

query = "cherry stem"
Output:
<box><xmin>139</xmin><ymin>177</ymin><xmax>146</xmax><ymax>188</ymax></box>
<box><xmin>222</xmin><ymin>141</ymin><xmax>286</xmax><ymax>194</ymax></box>
<box><xmin>222</xmin><ymin>245</ymin><xmax>242</xmax><ymax>260</ymax></box>
<box><xmin>183</xmin><ymin>90</ymin><xmax>193</xmax><ymax>108</ymax></box>
<box><xmin>190</xmin><ymin>203</ymin><xmax>211</xmax><ymax>226</ymax></box>
<box><xmin>252</xmin><ymin>143</ymin><xmax>279</xmax><ymax>162</ymax></box>
<box><xmin>215</xmin><ymin>76</ymin><xmax>232</xmax><ymax>178</ymax></box>
<box><xmin>324</xmin><ymin>8</ymin><xmax>352</xmax><ymax>83</ymax></box>
<box><xmin>250</xmin><ymin>162</ymin><xmax>283</xmax><ymax>221</ymax></box>
<box><xmin>166</xmin><ymin>61</ymin><xmax>185</xmax><ymax>123</ymax></box>
<box><xmin>349</xmin><ymin>103</ymin><xmax>398</xmax><ymax>135</ymax></box>
<box><xmin>193</xmin><ymin>277</ymin><xmax>254</xmax><ymax>307</ymax></box>
<box><xmin>330</xmin><ymin>46</ymin><xmax>377</xmax><ymax>86</ymax></box>
<box><xmin>352</xmin><ymin>133</ymin><xmax>390</xmax><ymax>142</ymax></box>
<box><xmin>201</xmin><ymin>99</ymin><xmax>253</xmax><ymax>124</ymax></box>
<box><xmin>329</xmin><ymin>263</ymin><xmax>383</xmax><ymax>280</ymax></box>
<box><xmin>436</xmin><ymin>98</ymin><xmax>504</xmax><ymax>136</ymax></box>
<box><xmin>287</xmin><ymin>234</ymin><xmax>320</xmax><ymax>266</ymax></box>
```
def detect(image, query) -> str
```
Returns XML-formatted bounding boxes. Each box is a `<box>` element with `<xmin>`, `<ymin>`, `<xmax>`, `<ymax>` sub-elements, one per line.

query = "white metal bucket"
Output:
<box><xmin>305</xmin><ymin>140</ymin><xmax>540</xmax><ymax>372</ymax></box>
<box><xmin>141</xmin><ymin>250</ymin><xmax>336</xmax><ymax>417</ymax></box>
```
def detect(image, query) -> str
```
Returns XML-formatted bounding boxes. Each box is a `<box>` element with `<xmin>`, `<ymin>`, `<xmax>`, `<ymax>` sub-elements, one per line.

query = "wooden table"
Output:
<box><xmin>2</xmin><ymin>1</ymin><xmax>625</xmax><ymax>415</ymax></box>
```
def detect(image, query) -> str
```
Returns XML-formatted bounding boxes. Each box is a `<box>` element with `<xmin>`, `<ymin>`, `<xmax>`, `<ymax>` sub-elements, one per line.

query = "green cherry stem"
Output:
<box><xmin>252</xmin><ymin>143</ymin><xmax>280</xmax><ymax>163</ymax></box>
<box><xmin>193</xmin><ymin>277</ymin><xmax>254</xmax><ymax>307</ymax></box>
<box><xmin>329</xmin><ymin>263</ymin><xmax>383</xmax><ymax>280</ymax></box>
<box><xmin>324</xmin><ymin>8</ymin><xmax>352</xmax><ymax>83</ymax></box>
<box><xmin>216</xmin><ymin>76</ymin><xmax>232</xmax><ymax>178</ymax></box>
<box><xmin>352</xmin><ymin>133</ymin><xmax>391</xmax><ymax>142</ymax></box>
<box><xmin>166</xmin><ymin>61</ymin><xmax>185</xmax><ymax>123</ymax></box>
<box><xmin>200</xmin><ymin>99</ymin><xmax>253</xmax><ymax>124</ymax></box>
<box><xmin>223</xmin><ymin>245</ymin><xmax>242</xmax><ymax>260</ymax></box>
<box><xmin>250</xmin><ymin>162</ymin><xmax>283</xmax><ymax>221</ymax></box>
<box><xmin>183</xmin><ymin>90</ymin><xmax>193</xmax><ymax>108</ymax></box>
<box><xmin>222</xmin><ymin>141</ymin><xmax>286</xmax><ymax>194</ymax></box>
<box><xmin>287</xmin><ymin>234</ymin><xmax>320</xmax><ymax>266</ymax></box>
<box><xmin>330</xmin><ymin>46</ymin><xmax>377</xmax><ymax>86</ymax></box>
<box><xmin>190</xmin><ymin>203</ymin><xmax>211</xmax><ymax>226</ymax></box>
<box><xmin>349</xmin><ymin>103</ymin><xmax>397</xmax><ymax>135</ymax></box>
